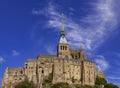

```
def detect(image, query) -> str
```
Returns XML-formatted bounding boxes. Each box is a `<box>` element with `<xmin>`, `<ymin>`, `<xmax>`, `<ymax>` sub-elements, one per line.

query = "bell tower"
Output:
<box><xmin>57</xmin><ymin>14</ymin><xmax>70</xmax><ymax>58</ymax></box>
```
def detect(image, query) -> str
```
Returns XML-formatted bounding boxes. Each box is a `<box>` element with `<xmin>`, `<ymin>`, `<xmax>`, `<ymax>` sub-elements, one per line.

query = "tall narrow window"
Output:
<box><xmin>65</xmin><ymin>46</ymin><xmax>67</xmax><ymax>50</ymax></box>
<box><xmin>61</xmin><ymin>46</ymin><xmax>62</xmax><ymax>50</ymax></box>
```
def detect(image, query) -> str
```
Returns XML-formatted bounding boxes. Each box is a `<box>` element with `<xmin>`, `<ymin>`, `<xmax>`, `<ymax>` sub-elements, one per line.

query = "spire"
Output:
<box><xmin>80</xmin><ymin>46</ymin><xmax>83</xmax><ymax>59</ymax></box>
<box><xmin>59</xmin><ymin>13</ymin><xmax>68</xmax><ymax>44</ymax></box>
<box><xmin>61</xmin><ymin>13</ymin><xmax>65</xmax><ymax>36</ymax></box>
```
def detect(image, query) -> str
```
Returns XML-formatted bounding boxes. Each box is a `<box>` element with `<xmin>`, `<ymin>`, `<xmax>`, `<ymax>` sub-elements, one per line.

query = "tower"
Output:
<box><xmin>57</xmin><ymin>14</ymin><xmax>70</xmax><ymax>58</ymax></box>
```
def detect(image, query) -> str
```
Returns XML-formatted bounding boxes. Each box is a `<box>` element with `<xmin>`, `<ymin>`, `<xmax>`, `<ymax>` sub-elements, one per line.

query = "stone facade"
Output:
<box><xmin>2</xmin><ymin>23</ymin><xmax>104</xmax><ymax>88</ymax></box>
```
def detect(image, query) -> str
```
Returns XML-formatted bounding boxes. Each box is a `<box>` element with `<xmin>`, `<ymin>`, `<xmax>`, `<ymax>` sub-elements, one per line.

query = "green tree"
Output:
<box><xmin>71</xmin><ymin>76</ymin><xmax>77</xmax><ymax>83</ymax></box>
<box><xmin>14</xmin><ymin>79</ymin><xmax>36</xmax><ymax>88</ymax></box>
<box><xmin>42</xmin><ymin>73</ymin><xmax>53</xmax><ymax>88</ymax></box>
<box><xmin>51</xmin><ymin>82</ymin><xmax>70</xmax><ymax>88</ymax></box>
<box><xmin>104</xmin><ymin>83</ymin><xmax>119</xmax><ymax>88</ymax></box>
<box><xmin>95</xmin><ymin>76</ymin><xmax>107</xmax><ymax>85</ymax></box>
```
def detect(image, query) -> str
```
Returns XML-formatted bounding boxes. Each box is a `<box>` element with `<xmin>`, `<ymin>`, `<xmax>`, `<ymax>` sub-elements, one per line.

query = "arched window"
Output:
<box><xmin>65</xmin><ymin>46</ymin><xmax>67</xmax><ymax>50</ymax></box>
<box><xmin>42</xmin><ymin>70</ymin><xmax>44</xmax><ymax>73</ymax></box>
<box><xmin>20</xmin><ymin>70</ymin><xmax>23</xmax><ymax>74</ymax></box>
<box><xmin>60</xmin><ymin>46</ymin><xmax>62</xmax><ymax>50</ymax></box>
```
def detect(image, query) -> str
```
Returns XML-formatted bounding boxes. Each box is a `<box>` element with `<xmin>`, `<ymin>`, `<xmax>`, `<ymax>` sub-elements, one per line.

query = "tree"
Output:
<box><xmin>95</xmin><ymin>76</ymin><xmax>107</xmax><ymax>85</ymax></box>
<box><xmin>51</xmin><ymin>82</ymin><xmax>70</xmax><ymax>88</ymax></box>
<box><xmin>42</xmin><ymin>73</ymin><xmax>53</xmax><ymax>88</ymax></box>
<box><xmin>14</xmin><ymin>79</ymin><xmax>36</xmax><ymax>88</ymax></box>
<box><xmin>104</xmin><ymin>83</ymin><xmax>119</xmax><ymax>88</ymax></box>
<box><xmin>71</xmin><ymin>76</ymin><xmax>77</xmax><ymax>83</ymax></box>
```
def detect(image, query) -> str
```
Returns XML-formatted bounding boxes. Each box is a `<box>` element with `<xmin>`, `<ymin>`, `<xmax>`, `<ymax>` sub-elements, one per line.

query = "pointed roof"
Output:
<box><xmin>59</xmin><ymin>13</ymin><xmax>68</xmax><ymax>44</ymax></box>
<box><xmin>59</xmin><ymin>36</ymin><xmax>68</xmax><ymax>43</ymax></box>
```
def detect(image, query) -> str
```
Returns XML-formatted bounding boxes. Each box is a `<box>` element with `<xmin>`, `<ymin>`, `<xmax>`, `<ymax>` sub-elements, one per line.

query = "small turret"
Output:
<box><xmin>83</xmin><ymin>53</ymin><xmax>87</xmax><ymax>60</ymax></box>
<box><xmin>79</xmin><ymin>46</ymin><xmax>83</xmax><ymax>59</ymax></box>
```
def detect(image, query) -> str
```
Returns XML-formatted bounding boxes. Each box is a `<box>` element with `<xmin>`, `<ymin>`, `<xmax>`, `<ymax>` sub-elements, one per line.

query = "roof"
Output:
<box><xmin>59</xmin><ymin>36</ymin><xmax>68</xmax><ymax>44</ymax></box>
<box><xmin>38</xmin><ymin>54</ymin><xmax>57</xmax><ymax>58</ymax></box>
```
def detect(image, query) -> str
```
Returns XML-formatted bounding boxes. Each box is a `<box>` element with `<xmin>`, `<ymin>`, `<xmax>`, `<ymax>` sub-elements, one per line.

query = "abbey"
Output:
<box><xmin>2</xmin><ymin>21</ymin><xmax>104</xmax><ymax>88</ymax></box>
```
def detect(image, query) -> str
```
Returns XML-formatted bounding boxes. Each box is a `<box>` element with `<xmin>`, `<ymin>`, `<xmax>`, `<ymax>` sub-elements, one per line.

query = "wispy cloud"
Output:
<box><xmin>12</xmin><ymin>50</ymin><xmax>20</xmax><ymax>56</ymax></box>
<box><xmin>32</xmin><ymin>1</ymin><xmax>118</xmax><ymax>52</ymax></box>
<box><xmin>108</xmin><ymin>76</ymin><xmax>120</xmax><ymax>80</ymax></box>
<box><xmin>107</xmin><ymin>76</ymin><xmax>120</xmax><ymax>87</ymax></box>
<box><xmin>0</xmin><ymin>56</ymin><xmax>5</xmax><ymax>63</ymax></box>
<box><xmin>45</xmin><ymin>45</ymin><xmax>55</xmax><ymax>55</ymax></box>
<box><xmin>95</xmin><ymin>55</ymin><xmax>109</xmax><ymax>71</ymax></box>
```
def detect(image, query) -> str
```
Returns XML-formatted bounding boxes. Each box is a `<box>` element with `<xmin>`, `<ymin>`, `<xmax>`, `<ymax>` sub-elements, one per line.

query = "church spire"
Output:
<box><xmin>59</xmin><ymin>13</ymin><xmax>68</xmax><ymax>44</ymax></box>
<box><xmin>61</xmin><ymin>13</ymin><xmax>65</xmax><ymax>36</ymax></box>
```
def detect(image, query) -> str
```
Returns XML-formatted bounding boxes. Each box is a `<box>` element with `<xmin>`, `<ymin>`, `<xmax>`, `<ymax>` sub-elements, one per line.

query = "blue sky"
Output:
<box><xmin>0</xmin><ymin>0</ymin><xmax>120</xmax><ymax>87</ymax></box>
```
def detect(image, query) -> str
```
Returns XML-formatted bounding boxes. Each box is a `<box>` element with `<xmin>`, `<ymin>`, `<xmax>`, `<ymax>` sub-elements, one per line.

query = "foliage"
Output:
<box><xmin>95</xmin><ymin>76</ymin><xmax>107</xmax><ymax>85</ymax></box>
<box><xmin>43</xmin><ymin>73</ymin><xmax>53</xmax><ymax>83</ymax></box>
<box><xmin>42</xmin><ymin>73</ymin><xmax>53</xmax><ymax>88</ymax></box>
<box><xmin>14</xmin><ymin>79</ymin><xmax>36</xmax><ymax>88</ymax></box>
<box><xmin>71</xmin><ymin>76</ymin><xmax>75</xmax><ymax>83</ymax></box>
<box><xmin>104</xmin><ymin>83</ymin><xmax>119</xmax><ymax>88</ymax></box>
<box><xmin>14</xmin><ymin>74</ymin><xmax>119</xmax><ymax>88</ymax></box>
<box><xmin>51</xmin><ymin>82</ymin><xmax>70</xmax><ymax>88</ymax></box>
<box><xmin>74</xmin><ymin>84</ymin><xmax>103</xmax><ymax>88</ymax></box>
<box><xmin>71</xmin><ymin>76</ymin><xmax>77</xmax><ymax>83</ymax></box>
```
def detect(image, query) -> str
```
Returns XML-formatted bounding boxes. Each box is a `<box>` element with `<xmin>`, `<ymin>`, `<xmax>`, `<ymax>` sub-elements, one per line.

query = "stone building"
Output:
<box><xmin>2</xmin><ymin>21</ymin><xmax>103</xmax><ymax>88</ymax></box>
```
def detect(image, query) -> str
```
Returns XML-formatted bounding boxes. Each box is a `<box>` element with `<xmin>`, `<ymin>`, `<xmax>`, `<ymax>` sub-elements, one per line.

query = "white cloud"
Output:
<box><xmin>32</xmin><ymin>1</ymin><xmax>118</xmax><ymax>52</ymax></box>
<box><xmin>108</xmin><ymin>76</ymin><xmax>120</xmax><ymax>80</ymax></box>
<box><xmin>107</xmin><ymin>76</ymin><xmax>120</xmax><ymax>87</ymax></box>
<box><xmin>95</xmin><ymin>55</ymin><xmax>109</xmax><ymax>71</ymax></box>
<box><xmin>12</xmin><ymin>50</ymin><xmax>20</xmax><ymax>56</ymax></box>
<box><xmin>0</xmin><ymin>56</ymin><xmax>5</xmax><ymax>63</ymax></box>
<box><xmin>32</xmin><ymin>8</ymin><xmax>45</xmax><ymax>16</ymax></box>
<box><xmin>45</xmin><ymin>46</ymin><xmax>55</xmax><ymax>55</ymax></box>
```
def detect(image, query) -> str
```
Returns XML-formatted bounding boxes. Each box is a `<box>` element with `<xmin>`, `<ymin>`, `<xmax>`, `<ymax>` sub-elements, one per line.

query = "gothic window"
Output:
<box><xmin>42</xmin><ymin>70</ymin><xmax>44</xmax><ymax>73</ymax></box>
<box><xmin>61</xmin><ymin>46</ymin><xmax>62</xmax><ymax>50</ymax></box>
<box><xmin>65</xmin><ymin>46</ymin><xmax>67</xmax><ymax>50</ymax></box>
<box><xmin>20</xmin><ymin>70</ymin><xmax>23</xmax><ymax>74</ymax></box>
<box><xmin>25</xmin><ymin>64</ymin><xmax>28</xmax><ymax>69</ymax></box>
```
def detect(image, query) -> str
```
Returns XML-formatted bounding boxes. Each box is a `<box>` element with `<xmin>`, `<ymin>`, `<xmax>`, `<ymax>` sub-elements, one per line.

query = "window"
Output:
<box><xmin>42</xmin><ymin>70</ymin><xmax>44</xmax><ymax>73</ymax></box>
<box><xmin>61</xmin><ymin>46</ymin><xmax>62</xmax><ymax>50</ymax></box>
<box><xmin>20</xmin><ymin>70</ymin><xmax>23</xmax><ymax>74</ymax></box>
<box><xmin>65</xmin><ymin>46</ymin><xmax>67</xmax><ymax>50</ymax></box>
<box><xmin>25</xmin><ymin>64</ymin><xmax>28</xmax><ymax>69</ymax></box>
